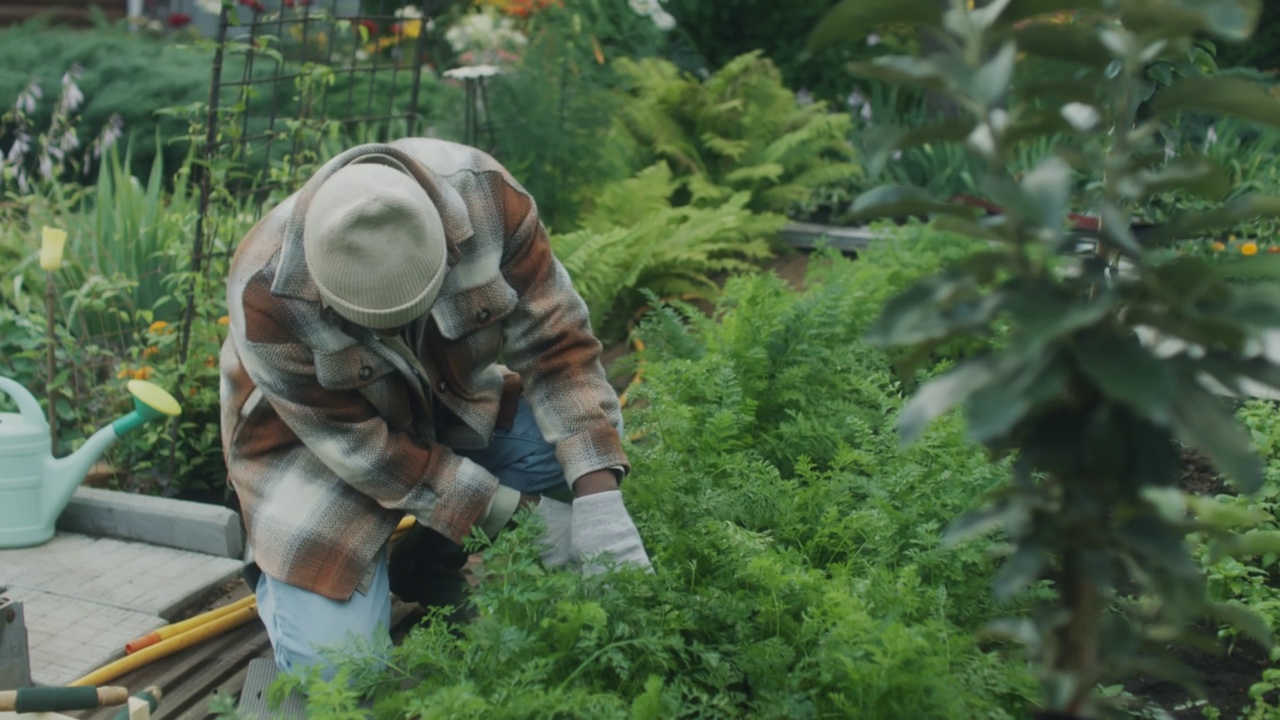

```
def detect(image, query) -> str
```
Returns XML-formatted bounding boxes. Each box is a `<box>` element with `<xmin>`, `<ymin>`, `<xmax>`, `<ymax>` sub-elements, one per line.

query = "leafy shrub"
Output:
<box><xmin>613</xmin><ymin>51</ymin><xmax>861</xmax><ymax>218</ymax></box>
<box><xmin>480</xmin><ymin>0</ymin><xmax>669</xmax><ymax>230</ymax></box>
<box><xmin>815</xmin><ymin>1</ymin><xmax>1280</xmax><ymax>716</ymax></box>
<box><xmin>660</xmin><ymin>0</ymin><xmax>912</xmax><ymax>103</ymax></box>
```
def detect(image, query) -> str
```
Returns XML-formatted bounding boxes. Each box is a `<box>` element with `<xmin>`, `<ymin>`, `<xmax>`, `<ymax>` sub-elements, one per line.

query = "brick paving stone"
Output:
<box><xmin>0</xmin><ymin>532</ymin><xmax>247</xmax><ymax>687</ymax></box>
<box><xmin>0</xmin><ymin>532</ymin><xmax>242</xmax><ymax>618</ymax></box>
<box><xmin>1</xmin><ymin>587</ymin><xmax>165</xmax><ymax>687</ymax></box>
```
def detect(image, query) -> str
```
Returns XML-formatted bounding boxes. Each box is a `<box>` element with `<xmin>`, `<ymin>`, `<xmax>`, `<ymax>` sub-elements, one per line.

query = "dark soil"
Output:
<box><xmin>1127</xmin><ymin>638</ymin><xmax>1271</xmax><ymax>718</ymax></box>
<box><xmin>1125</xmin><ymin>448</ymin><xmax>1268</xmax><ymax>718</ymax></box>
<box><xmin>1180</xmin><ymin>446</ymin><xmax>1234</xmax><ymax>497</ymax></box>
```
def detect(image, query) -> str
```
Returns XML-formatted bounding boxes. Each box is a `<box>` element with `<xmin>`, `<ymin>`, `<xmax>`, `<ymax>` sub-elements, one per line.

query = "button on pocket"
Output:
<box><xmin>476</xmin><ymin>308</ymin><xmax>492</xmax><ymax>323</ymax></box>
<box><xmin>359</xmin><ymin>366</ymin><xmax>374</xmax><ymax>381</ymax></box>
<box><xmin>437</xmin><ymin>380</ymin><xmax>449</xmax><ymax>394</ymax></box>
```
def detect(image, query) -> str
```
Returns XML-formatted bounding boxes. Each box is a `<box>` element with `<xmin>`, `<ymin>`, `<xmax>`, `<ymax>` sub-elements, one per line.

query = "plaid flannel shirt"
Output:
<box><xmin>219</xmin><ymin>139</ymin><xmax>627</xmax><ymax>600</ymax></box>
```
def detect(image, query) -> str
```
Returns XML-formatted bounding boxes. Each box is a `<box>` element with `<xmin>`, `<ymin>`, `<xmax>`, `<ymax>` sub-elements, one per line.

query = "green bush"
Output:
<box><xmin>613</xmin><ymin>51</ymin><xmax>861</xmax><ymax>218</ymax></box>
<box><xmin>661</xmin><ymin>0</ymin><xmax>904</xmax><ymax>103</ymax></box>
<box><xmin>551</xmin><ymin>161</ymin><xmax>780</xmax><ymax>339</ymax></box>
<box><xmin>0</xmin><ymin>21</ymin><xmax>215</xmax><ymax>183</ymax></box>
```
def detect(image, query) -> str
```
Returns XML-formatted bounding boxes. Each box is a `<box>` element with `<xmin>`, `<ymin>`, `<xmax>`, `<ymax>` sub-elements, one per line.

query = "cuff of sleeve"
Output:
<box><xmin>478</xmin><ymin>485</ymin><xmax>522</xmax><ymax>539</ymax></box>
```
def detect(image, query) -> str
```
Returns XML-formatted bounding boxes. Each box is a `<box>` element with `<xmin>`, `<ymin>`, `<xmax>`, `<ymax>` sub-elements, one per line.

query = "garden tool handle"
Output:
<box><xmin>0</xmin><ymin>685</ymin><xmax>129</xmax><ymax>712</ymax></box>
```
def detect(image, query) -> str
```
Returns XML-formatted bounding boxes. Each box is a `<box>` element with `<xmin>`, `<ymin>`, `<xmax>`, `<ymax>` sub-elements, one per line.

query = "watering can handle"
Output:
<box><xmin>0</xmin><ymin>376</ymin><xmax>48</xmax><ymax>427</ymax></box>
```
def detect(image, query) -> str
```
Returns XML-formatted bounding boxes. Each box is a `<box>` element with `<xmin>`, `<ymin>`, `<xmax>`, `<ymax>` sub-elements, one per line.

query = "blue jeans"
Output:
<box><xmin>255</xmin><ymin>399</ymin><xmax>567</xmax><ymax>679</ymax></box>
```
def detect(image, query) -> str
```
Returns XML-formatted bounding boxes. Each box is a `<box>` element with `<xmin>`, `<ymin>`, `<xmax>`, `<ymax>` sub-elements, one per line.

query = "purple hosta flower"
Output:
<box><xmin>15</xmin><ymin>79</ymin><xmax>42</xmax><ymax>115</ymax></box>
<box><xmin>866</xmin><ymin>32</ymin><xmax>881</xmax><ymax>47</ymax></box>
<box><xmin>85</xmin><ymin>115</ymin><xmax>125</xmax><ymax>177</ymax></box>
<box><xmin>37</xmin><ymin>151</ymin><xmax>52</xmax><ymax>182</ymax></box>
<box><xmin>796</xmin><ymin>88</ymin><xmax>814</xmax><ymax>106</ymax></box>
<box><xmin>1205</xmin><ymin>125</ymin><xmax>1218</xmax><ymax>147</ymax></box>
<box><xmin>7</xmin><ymin>129</ymin><xmax>30</xmax><ymax>166</ymax></box>
<box><xmin>59</xmin><ymin>65</ymin><xmax>85</xmax><ymax>116</ymax></box>
<box><xmin>847</xmin><ymin>90</ymin><xmax>872</xmax><ymax>121</ymax></box>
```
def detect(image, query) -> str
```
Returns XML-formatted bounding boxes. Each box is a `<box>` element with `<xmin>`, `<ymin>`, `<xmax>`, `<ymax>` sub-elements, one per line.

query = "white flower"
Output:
<box><xmin>866</xmin><ymin>32</ymin><xmax>881</xmax><ymax>46</ymax></box>
<box><xmin>194</xmin><ymin>0</ymin><xmax>221</xmax><ymax>15</ymax></box>
<box><xmin>652</xmin><ymin>9</ymin><xmax>676</xmax><ymax>30</ymax></box>
<box><xmin>395</xmin><ymin>5</ymin><xmax>423</xmax><ymax>19</ymax></box>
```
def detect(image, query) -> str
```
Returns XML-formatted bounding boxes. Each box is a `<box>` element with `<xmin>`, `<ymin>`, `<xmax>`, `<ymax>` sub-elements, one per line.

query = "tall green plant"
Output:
<box><xmin>812</xmin><ymin>0</ymin><xmax>1280</xmax><ymax>717</ymax></box>
<box><xmin>613</xmin><ymin>51</ymin><xmax>862</xmax><ymax>217</ymax></box>
<box><xmin>79</xmin><ymin>138</ymin><xmax>198</xmax><ymax>319</ymax></box>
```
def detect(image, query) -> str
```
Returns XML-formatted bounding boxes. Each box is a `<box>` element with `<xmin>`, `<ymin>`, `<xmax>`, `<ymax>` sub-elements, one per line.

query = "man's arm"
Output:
<box><xmin>496</xmin><ymin>180</ymin><xmax>631</xmax><ymax>490</ymax></box>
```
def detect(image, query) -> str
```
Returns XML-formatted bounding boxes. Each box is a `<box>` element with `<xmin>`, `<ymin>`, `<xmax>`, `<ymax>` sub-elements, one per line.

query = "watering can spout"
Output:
<box><xmin>43</xmin><ymin>380</ymin><xmax>183</xmax><ymax>527</ymax></box>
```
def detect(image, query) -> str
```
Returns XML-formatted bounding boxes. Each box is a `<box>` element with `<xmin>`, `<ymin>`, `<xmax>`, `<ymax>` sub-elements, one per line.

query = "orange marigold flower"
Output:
<box><xmin>117</xmin><ymin>366</ymin><xmax>132</xmax><ymax>379</ymax></box>
<box><xmin>142</xmin><ymin>345</ymin><xmax>160</xmax><ymax>358</ymax></box>
<box><xmin>1242</xmin><ymin>242</ymin><xmax>1259</xmax><ymax>256</ymax></box>
<box><xmin>204</xmin><ymin>355</ymin><xmax>216</xmax><ymax>368</ymax></box>
<box><xmin>1211</xmin><ymin>241</ymin><xmax>1226</xmax><ymax>252</ymax></box>
<box><xmin>133</xmin><ymin>366</ymin><xmax>155</xmax><ymax>380</ymax></box>
<box><xmin>1269</xmin><ymin>246</ymin><xmax>1280</xmax><ymax>254</ymax></box>
<box><xmin>149</xmin><ymin>320</ymin><xmax>171</xmax><ymax>334</ymax></box>
<box><xmin>217</xmin><ymin>315</ymin><xmax>230</xmax><ymax>326</ymax></box>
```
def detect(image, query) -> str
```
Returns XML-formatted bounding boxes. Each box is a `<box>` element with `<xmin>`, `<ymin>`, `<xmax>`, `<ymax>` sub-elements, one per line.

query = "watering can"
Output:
<box><xmin>0</xmin><ymin>376</ymin><xmax>182</xmax><ymax>549</ymax></box>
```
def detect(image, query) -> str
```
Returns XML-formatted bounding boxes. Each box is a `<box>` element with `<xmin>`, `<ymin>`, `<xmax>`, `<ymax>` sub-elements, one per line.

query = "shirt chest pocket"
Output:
<box><xmin>432</xmin><ymin>276</ymin><xmax>518</xmax><ymax>342</ymax></box>
<box><xmin>314</xmin><ymin>344</ymin><xmax>394</xmax><ymax>390</ymax></box>
<box><xmin>315</xmin><ymin>344</ymin><xmax>415</xmax><ymax>429</ymax></box>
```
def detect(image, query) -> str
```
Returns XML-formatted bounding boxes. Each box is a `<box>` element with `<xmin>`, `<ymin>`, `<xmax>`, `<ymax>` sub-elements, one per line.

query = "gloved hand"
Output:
<box><xmin>570</xmin><ymin>490</ymin><xmax>652</xmax><ymax>576</ymax></box>
<box><xmin>534</xmin><ymin>497</ymin><xmax>575</xmax><ymax>569</ymax></box>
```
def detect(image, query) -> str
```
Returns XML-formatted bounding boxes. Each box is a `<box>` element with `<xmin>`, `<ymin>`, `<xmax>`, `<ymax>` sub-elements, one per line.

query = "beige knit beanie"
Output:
<box><xmin>303</xmin><ymin>162</ymin><xmax>448</xmax><ymax>329</ymax></box>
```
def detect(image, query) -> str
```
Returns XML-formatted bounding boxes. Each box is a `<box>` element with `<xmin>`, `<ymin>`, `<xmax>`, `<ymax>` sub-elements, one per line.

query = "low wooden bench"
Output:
<box><xmin>0</xmin><ymin>1</ymin><xmax>130</xmax><ymax>27</ymax></box>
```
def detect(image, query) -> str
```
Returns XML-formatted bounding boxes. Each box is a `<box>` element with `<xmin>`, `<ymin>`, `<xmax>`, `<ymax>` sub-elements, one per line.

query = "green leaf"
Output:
<box><xmin>1120</xmin><ymin>0</ymin><xmax>1261</xmax><ymax>41</ymax></box>
<box><xmin>1170</xmin><ymin>384</ymin><xmax>1264</xmax><ymax>493</ymax></box>
<box><xmin>898</xmin><ymin>356</ymin><xmax>1003</xmax><ymax>444</ymax></box>
<box><xmin>862</xmin><ymin>120</ymin><xmax>972</xmax><ymax>177</ymax></box>
<box><xmin>971</xmin><ymin>42</ymin><xmax>1018</xmax><ymax>106</ymax></box>
<box><xmin>993</xmin><ymin>542</ymin><xmax>1048</xmax><ymax>600</ymax></box>
<box><xmin>1204</xmin><ymin>601</ymin><xmax>1274</xmax><ymax>648</ymax></box>
<box><xmin>1187</xmin><ymin>496</ymin><xmax>1269</xmax><ymax>528</ymax></box>
<box><xmin>997</xmin><ymin>0</ymin><xmax>1103</xmax><ymax>26</ymax></box>
<box><xmin>1153</xmin><ymin>77</ymin><xmax>1280</xmax><ymax>126</ymax></box>
<box><xmin>1012</xmin><ymin>22</ymin><xmax>1111</xmax><ymax>67</ymax></box>
<box><xmin>1073</xmin><ymin>335</ymin><xmax>1177</xmax><ymax>424</ymax></box>
<box><xmin>966</xmin><ymin>351</ymin><xmax>1069</xmax><ymax>442</ymax></box>
<box><xmin>1097</xmin><ymin>201</ymin><xmax>1145</xmax><ymax>258</ymax></box>
<box><xmin>1212</xmin><ymin>253</ymin><xmax>1280</xmax><ymax>282</ymax></box>
<box><xmin>1006</xmin><ymin>285</ymin><xmax>1115</xmax><ymax>355</ymax></box>
<box><xmin>944</xmin><ymin>502</ymin><xmax>1020</xmax><ymax>546</ymax></box>
<box><xmin>809</xmin><ymin>0</ymin><xmax>944</xmax><ymax>51</ymax></box>
<box><xmin>847</xmin><ymin>56</ymin><xmax>947</xmax><ymax>92</ymax></box>
<box><xmin>1021</xmin><ymin>156</ymin><xmax>1073</xmax><ymax>232</ymax></box>
<box><xmin>1152</xmin><ymin>194</ymin><xmax>1280</xmax><ymax>243</ymax></box>
<box><xmin>1137</xmin><ymin>157</ymin><xmax>1232</xmax><ymax>201</ymax></box>
<box><xmin>844</xmin><ymin>185</ymin><xmax>980</xmax><ymax>222</ymax></box>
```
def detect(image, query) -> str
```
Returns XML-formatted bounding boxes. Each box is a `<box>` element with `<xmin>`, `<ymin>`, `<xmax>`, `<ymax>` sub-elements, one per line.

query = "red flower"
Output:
<box><xmin>167</xmin><ymin>11</ymin><xmax>191</xmax><ymax>27</ymax></box>
<box><xmin>357</xmin><ymin>19</ymin><xmax>378</xmax><ymax>35</ymax></box>
<box><xmin>237</xmin><ymin>0</ymin><xmax>266</xmax><ymax>12</ymax></box>
<box><xmin>284</xmin><ymin>0</ymin><xmax>314</xmax><ymax>7</ymax></box>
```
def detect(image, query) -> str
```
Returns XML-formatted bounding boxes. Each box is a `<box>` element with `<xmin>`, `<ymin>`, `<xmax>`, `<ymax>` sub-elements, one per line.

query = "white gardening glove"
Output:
<box><xmin>534</xmin><ymin>497</ymin><xmax>575</xmax><ymax>569</ymax></box>
<box><xmin>478</xmin><ymin>487</ymin><xmax>576</xmax><ymax>570</ymax></box>
<box><xmin>570</xmin><ymin>490</ymin><xmax>652</xmax><ymax>576</ymax></box>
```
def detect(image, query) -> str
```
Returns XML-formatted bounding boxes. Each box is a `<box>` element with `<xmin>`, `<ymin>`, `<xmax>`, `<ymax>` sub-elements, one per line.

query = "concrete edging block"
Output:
<box><xmin>56</xmin><ymin>487</ymin><xmax>244</xmax><ymax>560</ymax></box>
